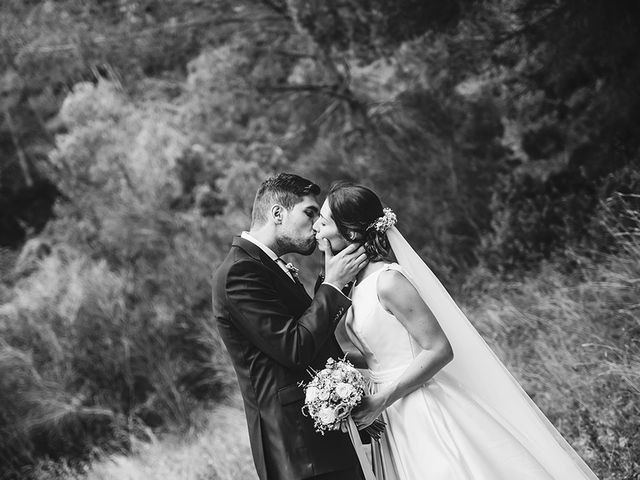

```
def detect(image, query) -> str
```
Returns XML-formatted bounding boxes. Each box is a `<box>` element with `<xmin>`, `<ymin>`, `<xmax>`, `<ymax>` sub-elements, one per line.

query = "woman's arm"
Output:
<box><xmin>351</xmin><ymin>269</ymin><xmax>454</xmax><ymax>428</ymax></box>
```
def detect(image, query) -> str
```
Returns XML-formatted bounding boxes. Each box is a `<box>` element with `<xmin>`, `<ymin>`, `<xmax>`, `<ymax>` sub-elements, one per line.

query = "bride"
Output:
<box><xmin>312</xmin><ymin>182</ymin><xmax>599</xmax><ymax>480</ymax></box>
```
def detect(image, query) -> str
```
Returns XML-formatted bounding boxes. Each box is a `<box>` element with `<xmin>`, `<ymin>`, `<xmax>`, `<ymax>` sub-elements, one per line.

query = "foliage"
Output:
<box><xmin>243</xmin><ymin>0</ymin><xmax>640</xmax><ymax>272</ymax></box>
<box><xmin>0</xmin><ymin>0</ymin><xmax>239</xmax><ymax>246</ymax></box>
<box><xmin>4</xmin><ymin>0</ymin><xmax>638</xmax><ymax>268</ymax></box>
<box><xmin>1</xmin><ymin>0</ymin><xmax>639</xmax><ymax>476</ymax></box>
<box><xmin>0</xmin><ymin>81</ymin><xmax>236</xmax><ymax>478</ymax></box>
<box><xmin>464</xmin><ymin>198</ymin><xmax>640</xmax><ymax>479</ymax></box>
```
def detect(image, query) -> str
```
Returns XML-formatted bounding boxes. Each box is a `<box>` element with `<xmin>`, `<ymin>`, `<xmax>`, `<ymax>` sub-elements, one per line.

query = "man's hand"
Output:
<box><xmin>321</xmin><ymin>239</ymin><xmax>368</xmax><ymax>289</ymax></box>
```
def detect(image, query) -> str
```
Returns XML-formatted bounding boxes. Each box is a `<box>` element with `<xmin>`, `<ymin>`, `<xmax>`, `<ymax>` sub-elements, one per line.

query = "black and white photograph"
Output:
<box><xmin>0</xmin><ymin>1</ymin><xmax>638</xmax><ymax>479</ymax></box>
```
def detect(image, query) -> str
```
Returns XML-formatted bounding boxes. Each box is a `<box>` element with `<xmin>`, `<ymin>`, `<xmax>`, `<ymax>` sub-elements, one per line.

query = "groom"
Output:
<box><xmin>212</xmin><ymin>173</ymin><xmax>368</xmax><ymax>480</ymax></box>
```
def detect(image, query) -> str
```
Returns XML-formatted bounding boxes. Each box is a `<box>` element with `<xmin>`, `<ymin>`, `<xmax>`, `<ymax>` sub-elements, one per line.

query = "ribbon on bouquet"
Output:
<box><xmin>346</xmin><ymin>416</ymin><xmax>376</xmax><ymax>480</ymax></box>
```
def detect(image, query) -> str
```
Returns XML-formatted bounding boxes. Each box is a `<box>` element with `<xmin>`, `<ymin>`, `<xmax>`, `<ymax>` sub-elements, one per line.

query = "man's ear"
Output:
<box><xmin>271</xmin><ymin>204</ymin><xmax>284</xmax><ymax>224</ymax></box>
<box><xmin>347</xmin><ymin>230</ymin><xmax>358</xmax><ymax>241</ymax></box>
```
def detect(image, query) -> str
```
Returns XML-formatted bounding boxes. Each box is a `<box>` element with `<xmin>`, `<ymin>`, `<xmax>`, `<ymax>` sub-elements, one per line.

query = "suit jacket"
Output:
<box><xmin>212</xmin><ymin>237</ymin><xmax>361</xmax><ymax>480</ymax></box>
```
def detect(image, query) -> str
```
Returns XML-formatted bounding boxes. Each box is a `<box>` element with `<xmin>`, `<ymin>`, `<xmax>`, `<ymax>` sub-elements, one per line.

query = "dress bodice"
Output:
<box><xmin>345</xmin><ymin>263</ymin><xmax>422</xmax><ymax>382</ymax></box>
<box><xmin>343</xmin><ymin>262</ymin><xmax>587</xmax><ymax>480</ymax></box>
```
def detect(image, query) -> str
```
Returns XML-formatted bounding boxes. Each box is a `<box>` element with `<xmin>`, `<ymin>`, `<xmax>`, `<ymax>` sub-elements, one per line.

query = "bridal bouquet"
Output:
<box><xmin>302</xmin><ymin>357</ymin><xmax>380</xmax><ymax>479</ymax></box>
<box><xmin>301</xmin><ymin>357</ymin><xmax>366</xmax><ymax>434</ymax></box>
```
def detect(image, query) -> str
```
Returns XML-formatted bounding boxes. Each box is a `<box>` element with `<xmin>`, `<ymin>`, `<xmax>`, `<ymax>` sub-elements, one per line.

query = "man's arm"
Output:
<box><xmin>225</xmin><ymin>259</ymin><xmax>351</xmax><ymax>370</ymax></box>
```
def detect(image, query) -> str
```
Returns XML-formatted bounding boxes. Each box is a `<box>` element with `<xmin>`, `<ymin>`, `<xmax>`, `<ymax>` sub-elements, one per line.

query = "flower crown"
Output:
<box><xmin>367</xmin><ymin>207</ymin><xmax>397</xmax><ymax>233</ymax></box>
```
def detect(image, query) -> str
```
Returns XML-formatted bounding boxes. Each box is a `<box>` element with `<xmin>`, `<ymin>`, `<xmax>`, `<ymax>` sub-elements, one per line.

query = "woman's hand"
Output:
<box><xmin>351</xmin><ymin>392</ymin><xmax>388</xmax><ymax>430</ymax></box>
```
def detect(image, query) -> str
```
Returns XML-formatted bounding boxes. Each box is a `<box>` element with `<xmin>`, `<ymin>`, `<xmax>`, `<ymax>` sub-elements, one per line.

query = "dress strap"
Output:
<box><xmin>377</xmin><ymin>263</ymin><xmax>419</xmax><ymax>294</ymax></box>
<box><xmin>379</xmin><ymin>262</ymin><xmax>411</xmax><ymax>282</ymax></box>
<box><xmin>382</xmin><ymin>262</ymin><xmax>403</xmax><ymax>273</ymax></box>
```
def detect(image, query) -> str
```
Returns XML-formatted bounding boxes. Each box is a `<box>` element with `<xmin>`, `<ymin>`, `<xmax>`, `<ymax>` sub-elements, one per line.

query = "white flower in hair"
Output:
<box><xmin>369</xmin><ymin>207</ymin><xmax>397</xmax><ymax>233</ymax></box>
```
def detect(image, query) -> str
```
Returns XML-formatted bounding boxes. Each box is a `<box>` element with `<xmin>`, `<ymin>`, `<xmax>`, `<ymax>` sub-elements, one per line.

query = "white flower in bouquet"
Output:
<box><xmin>335</xmin><ymin>382</ymin><xmax>355</xmax><ymax>399</ymax></box>
<box><xmin>305</xmin><ymin>386</ymin><xmax>319</xmax><ymax>403</ymax></box>
<box><xmin>317</xmin><ymin>407</ymin><xmax>338</xmax><ymax>425</ymax></box>
<box><xmin>301</xmin><ymin>358</ymin><xmax>385</xmax><ymax>480</ymax></box>
<box><xmin>300</xmin><ymin>356</ymin><xmax>367</xmax><ymax>434</ymax></box>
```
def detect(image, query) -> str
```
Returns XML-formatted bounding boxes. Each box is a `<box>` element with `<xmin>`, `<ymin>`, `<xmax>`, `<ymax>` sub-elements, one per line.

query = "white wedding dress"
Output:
<box><xmin>344</xmin><ymin>260</ymin><xmax>597</xmax><ymax>480</ymax></box>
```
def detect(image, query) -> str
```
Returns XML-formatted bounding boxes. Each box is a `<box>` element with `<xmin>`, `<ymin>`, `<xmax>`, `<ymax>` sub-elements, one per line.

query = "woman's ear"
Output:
<box><xmin>348</xmin><ymin>231</ymin><xmax>358</xmax><ymax>241</ymax></box>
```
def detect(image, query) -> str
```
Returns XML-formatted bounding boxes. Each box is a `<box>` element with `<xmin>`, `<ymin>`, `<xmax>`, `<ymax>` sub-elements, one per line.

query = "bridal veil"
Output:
<box><xmin>386</xmin><ymin>226</ymin><xmax>599</xmax><ymax>480</ymax></box>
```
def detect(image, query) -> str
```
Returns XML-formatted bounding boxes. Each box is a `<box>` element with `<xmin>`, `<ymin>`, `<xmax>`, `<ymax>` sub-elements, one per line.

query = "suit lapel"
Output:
<box><xmin>232</xmin><ymin>237</ymin><xmax>310</xmax><ymax>301</ymax></box>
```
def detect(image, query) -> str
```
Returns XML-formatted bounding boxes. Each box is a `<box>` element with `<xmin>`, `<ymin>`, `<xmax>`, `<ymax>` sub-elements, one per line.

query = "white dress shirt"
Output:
<box><xmin>240</xmin><ymin>231</ymin><xmax>347</xmax><ymax>297</ymax></box>
<box><xmin>241</xmin><ymin>231</ymin><xmax>294</xmax><ymax>281</ymax></box>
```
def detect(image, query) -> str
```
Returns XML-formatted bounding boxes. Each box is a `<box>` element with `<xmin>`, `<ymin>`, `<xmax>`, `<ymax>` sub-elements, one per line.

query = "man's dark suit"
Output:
<box><xmin>212</xmin><ymin>237</ymin><xmax>362</xmax><ymax>480</ymax></box>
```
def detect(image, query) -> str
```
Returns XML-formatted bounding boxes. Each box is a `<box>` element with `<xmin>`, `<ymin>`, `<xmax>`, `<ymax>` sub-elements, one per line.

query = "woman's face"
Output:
<box><xmin>313</xmin><ymin>199</ymin><xmax>350</xmax><ymax>254</ymax></box>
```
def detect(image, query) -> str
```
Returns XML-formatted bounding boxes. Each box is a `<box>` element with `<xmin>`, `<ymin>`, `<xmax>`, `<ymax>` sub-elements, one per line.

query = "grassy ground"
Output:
<box><xmin>31</xmin><ymin>394</ymin><xmax>257</xmax><ymax>480</ymax></box>
<box><xmin>461</xmin><ymin>249</ymin><xmax>640</xmax><ymax>479</ymax></box>
<box><xmin>85</xmin><ymin>399</ymin><xmax>256</xmax><ymax>480</ymax></box>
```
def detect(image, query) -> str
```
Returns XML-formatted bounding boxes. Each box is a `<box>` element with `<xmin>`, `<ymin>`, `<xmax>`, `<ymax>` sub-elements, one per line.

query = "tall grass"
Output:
<box><xmin>464</xmin><ymin>194</ymin><xmax>640</xmax><ymax>479</ymax></box>
<box><xmin>0</xmin><ymin>242</ymin><xmax>236</xmax><ymax>479</ymax></box>
<box><xmin>27</xmin><ymin>403</ymin><xmax>256</xmax><ymax>480</ymax></box>
<box><xmin>0</xmin><ymin>81</ymin><xmax>241</xmax><ymax>478</ymax></box>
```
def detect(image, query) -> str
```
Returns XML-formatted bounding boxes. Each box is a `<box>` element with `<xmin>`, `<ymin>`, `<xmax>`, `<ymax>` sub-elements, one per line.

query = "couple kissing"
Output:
<box><xmin>212</xmin><ymin>173</ymin><xmax>598</xmax><ymax>480</ymax></box>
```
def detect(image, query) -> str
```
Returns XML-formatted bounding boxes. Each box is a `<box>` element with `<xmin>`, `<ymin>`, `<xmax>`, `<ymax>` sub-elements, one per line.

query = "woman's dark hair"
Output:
<box><xmin>327</xmin><ymin>182</ymin><xmax>392</xmax><ymax>261</ymax></box>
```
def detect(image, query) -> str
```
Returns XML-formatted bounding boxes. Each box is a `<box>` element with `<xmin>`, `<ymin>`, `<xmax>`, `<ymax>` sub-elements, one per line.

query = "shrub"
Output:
<box><xmin>464</xmin><ymin>195</ymin><xmax>640</xmax><ymax>479</ymax></box>
<box><xmin>0</xmin><ymin>80</ymin><xmax>238</xmax><ymax>478</ymax></box>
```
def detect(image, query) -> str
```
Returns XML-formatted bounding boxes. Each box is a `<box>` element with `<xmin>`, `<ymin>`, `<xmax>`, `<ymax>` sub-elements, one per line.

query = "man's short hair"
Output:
<box><xmin>251</xmin><ymin>173</ymin><xmax>320</xmax><ymax>227</ymax></box>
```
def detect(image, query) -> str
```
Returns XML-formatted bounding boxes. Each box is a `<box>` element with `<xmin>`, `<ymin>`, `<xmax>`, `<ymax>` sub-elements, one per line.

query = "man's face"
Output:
<box><xmin>277</xmin><ymin>195</ymin><xmax>320</xmax><ymax>255</ymax></box>
<box><xmin>312</xmin><ymin>200</ymin><xmax>350</xmax><ymax>254</ymax></box>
